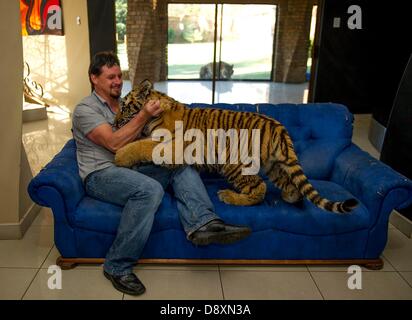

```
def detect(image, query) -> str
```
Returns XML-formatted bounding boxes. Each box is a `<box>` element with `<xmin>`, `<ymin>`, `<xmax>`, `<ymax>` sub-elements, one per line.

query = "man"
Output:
<box><xmin>72</xmin><ymin>51</ymin><xmax>251</xmax><ymax>296</ymax></box>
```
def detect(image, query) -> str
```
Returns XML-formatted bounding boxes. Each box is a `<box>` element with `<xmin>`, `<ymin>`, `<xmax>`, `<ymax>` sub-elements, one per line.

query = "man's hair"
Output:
<box><xmin>88</xmin><ymin>51</ymin><xmax>120</xmax><ymax>85</ymax></box>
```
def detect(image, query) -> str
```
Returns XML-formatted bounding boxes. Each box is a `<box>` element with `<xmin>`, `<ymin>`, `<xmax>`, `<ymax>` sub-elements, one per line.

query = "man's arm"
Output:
<box><xmin>87</xmin><ymin>100</ymin><xmax>162</xmax><ymax>153</ymax></box>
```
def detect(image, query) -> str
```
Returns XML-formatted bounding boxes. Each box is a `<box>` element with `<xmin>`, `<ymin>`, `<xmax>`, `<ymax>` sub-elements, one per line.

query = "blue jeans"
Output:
<box><xmin>85</xmin><ymin>164</ymin><xmax>220</xmax><ymax>276</ymax></box>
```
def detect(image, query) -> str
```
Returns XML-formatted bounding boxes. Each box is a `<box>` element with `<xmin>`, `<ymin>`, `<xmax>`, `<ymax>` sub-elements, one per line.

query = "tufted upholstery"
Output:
<box><xmin>28</xmin><ymin>139</ymin><xmax>84</xmax><ymax>213</ymax></box>
<box><xmin>191</xmin><ymin>103</ymin><xmax>353</xmax><ymax>180</ymax></box>
<box><xmin>28</xmin><ymin>103</ymin><xmax>412</xmax><ymax>261</ymax></box>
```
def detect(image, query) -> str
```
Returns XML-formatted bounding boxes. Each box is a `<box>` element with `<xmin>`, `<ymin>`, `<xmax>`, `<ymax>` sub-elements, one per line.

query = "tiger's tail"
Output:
<box><xmin>284</xmin><ymin>162</ymin><xmax>358</xmax><ymax>213</ymax></box>
<box><xmin>267</xmin><ymin>126</ymin><xmax>358</xmax><ymax>214</ymax></box>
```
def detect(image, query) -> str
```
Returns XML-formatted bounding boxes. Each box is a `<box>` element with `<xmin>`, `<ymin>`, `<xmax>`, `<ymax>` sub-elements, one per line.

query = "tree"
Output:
<box><xmin>116</xmin><ymin>0</ymin><xmax>127</xmax><ymax>41</ymax></box>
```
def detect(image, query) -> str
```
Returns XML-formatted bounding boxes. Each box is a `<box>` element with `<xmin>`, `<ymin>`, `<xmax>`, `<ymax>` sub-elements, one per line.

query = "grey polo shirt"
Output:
<box><xmin>72</xmin><ymin>92</ymin><xmax>117</xmax><ymax>181</ymax></box>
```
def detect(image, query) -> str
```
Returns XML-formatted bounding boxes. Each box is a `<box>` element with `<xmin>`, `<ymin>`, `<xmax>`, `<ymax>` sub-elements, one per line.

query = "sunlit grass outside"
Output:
<box><xmin>167</xmin><ymin>40</ymin><xmax>273</xmax><ymax>80</ymax></box>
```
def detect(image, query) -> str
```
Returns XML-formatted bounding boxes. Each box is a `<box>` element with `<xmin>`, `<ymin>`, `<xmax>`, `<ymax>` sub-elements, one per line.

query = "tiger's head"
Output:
<box><xmin>113</xmin><ymin>79</ymin><xmax>153</xmax><ymax>128</ymax></box>
<box><xmin>114</xmin><ymin>79</ymin><xmax>176</xmax><ymax>129</ymax></box>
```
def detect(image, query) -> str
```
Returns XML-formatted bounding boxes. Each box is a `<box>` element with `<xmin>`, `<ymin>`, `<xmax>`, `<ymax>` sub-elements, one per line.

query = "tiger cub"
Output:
<box><xmin>199</xmin><ymin>61</ymin><xmax>234</xmax><ymax>80</ymax></box>
<box><xmin>113</xmin><ymin>80</ymin><xmax>358</xmax><ymax>213</ymax></box>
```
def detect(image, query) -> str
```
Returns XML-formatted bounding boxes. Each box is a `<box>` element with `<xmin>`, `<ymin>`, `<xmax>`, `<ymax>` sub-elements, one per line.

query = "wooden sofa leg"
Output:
<box><xmin>363</xmin><ymin>259</ymin><xmax>384</xmax><ymax>270</ymax></box>
<box><xmin>56</xmin><ymin>256</ymin><xmax>78</xmax><ymax>270</ymax></box>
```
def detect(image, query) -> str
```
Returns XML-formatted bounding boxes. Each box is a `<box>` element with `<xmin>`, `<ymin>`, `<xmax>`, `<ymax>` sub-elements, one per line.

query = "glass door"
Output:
<box><xmin>214</xmin><ymin>4</ymin><xmax>276</xmax><ymax>103</ymax></box>
<box><xmin>167</xmin><ymin>3</ymin><xmax>277</xmax><ymax>103</ymax></box>
<box><xmin>166</xmin><ymin>3</ymin><xmax>215</xmax><ymax>103</ymax></box>
<box><xmin>218</xmin><ymin>4</ymin><xmax>276</xmax><ymax>81</ymax></box>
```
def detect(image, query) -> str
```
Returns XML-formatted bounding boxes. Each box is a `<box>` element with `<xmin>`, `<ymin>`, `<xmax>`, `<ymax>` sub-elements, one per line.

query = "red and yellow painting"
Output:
<box><xmin>20</xmin><ymin>0</ymin><xmax>64</xmax><ymax>36</ymax></box>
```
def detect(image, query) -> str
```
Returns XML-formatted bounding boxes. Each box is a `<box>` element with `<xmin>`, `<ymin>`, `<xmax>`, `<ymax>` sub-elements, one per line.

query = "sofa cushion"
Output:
<box><xmin>207</xmin><ymin>179</ymin><xmax>369</xmax><ymax>236</ymax></box>
<box><xmin>70</xmin><ymin>191</ymin><xmax>181</xmax><ymax>235</ymax></box>
<box><xmin>72</xmin><ymin>178</ymin><xmax>368</xmax><ymax>237</ymax></box>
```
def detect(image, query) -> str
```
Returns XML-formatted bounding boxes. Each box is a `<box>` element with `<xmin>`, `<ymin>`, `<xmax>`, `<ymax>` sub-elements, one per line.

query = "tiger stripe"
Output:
<box><xmin>115</xmin><ymin>80</ymin><xmax>358</xmax><ymax>213</ymax></box>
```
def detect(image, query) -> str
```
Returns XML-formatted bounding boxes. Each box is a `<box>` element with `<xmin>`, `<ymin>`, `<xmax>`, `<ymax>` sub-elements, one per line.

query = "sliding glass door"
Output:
<box><xmin>167</xmin><ymin>3</ymin><xmax>276</xmax><ymax>81</ymax></box>
<box><xmin>166</xmin><ymin>3</ymin><xmax>276</xmax><ymax>103</ymax></box>
<box><xmin>218</xmin><ymin>4</ymin><xmax>276</xmax><ymax>80</ymax></box>
<box><xmin>168</xmin><ymin>4</ymin><xmax>215</xmax><ymax>80</ymax></box>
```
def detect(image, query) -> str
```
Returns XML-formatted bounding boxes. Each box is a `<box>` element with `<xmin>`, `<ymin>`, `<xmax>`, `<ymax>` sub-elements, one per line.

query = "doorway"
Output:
<box><xmin>167</xmin><ymin>3</ymin><xmax>276</xmax><ymax>81</ymax></box>
<box><xmin>116</xmin><ymin>1</ymin><xmax>319</xmax><ymax>105</ymax></box>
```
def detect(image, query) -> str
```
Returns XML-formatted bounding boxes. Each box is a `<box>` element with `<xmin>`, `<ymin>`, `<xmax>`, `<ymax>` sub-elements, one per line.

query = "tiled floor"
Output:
<box><xmin>3</xmin><ymin>81</ymin><xmax>412</xmax><ymax>300</ymax></box>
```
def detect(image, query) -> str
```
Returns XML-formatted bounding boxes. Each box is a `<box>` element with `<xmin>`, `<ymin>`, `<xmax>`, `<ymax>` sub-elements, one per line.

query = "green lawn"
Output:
<box><xmin>167</xmin><ymin>59</ymin><xmax>272</xmax><ymax>80</ymax></box>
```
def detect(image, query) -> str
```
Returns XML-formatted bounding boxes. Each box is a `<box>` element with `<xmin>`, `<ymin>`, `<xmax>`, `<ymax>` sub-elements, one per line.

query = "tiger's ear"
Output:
<box><xmin>136</xmin><ymin>79</ymin><xmax>153</xmax><ymax>98</ymax></box>
<box><xmin>139</xmin><ymin>79</ymin><xmax>153</xmax><ymax>91</ymax></box>
<box><xmin>131</xmin><ymin>79</ymin><xmax>153</xmax><ymax>99</ymax></box>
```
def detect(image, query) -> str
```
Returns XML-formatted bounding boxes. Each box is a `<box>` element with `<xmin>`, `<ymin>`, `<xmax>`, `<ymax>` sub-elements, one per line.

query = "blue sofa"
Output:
<box><xmin>28</xmin><ymin>103</ymin><xmax>412</xmax><ymax>269</ymax></box>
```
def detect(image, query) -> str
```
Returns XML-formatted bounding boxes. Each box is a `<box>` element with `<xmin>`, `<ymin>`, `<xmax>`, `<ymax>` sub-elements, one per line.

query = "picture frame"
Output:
<box><xmin>20</xmin><ymin>0</ymin><xmax>64</xmax><ymax>36</ymax></box>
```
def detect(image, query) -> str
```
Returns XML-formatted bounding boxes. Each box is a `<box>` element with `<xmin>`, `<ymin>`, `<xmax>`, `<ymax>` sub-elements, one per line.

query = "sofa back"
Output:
<box><xmin>190</xmin><ymin>103</ymin><xmax>354</xmax><ymax>179</ymax></box>
<box><xmin>28</xmin><ymin>103</ymin><xmax>354</xmax><ymax>214</ymax></box>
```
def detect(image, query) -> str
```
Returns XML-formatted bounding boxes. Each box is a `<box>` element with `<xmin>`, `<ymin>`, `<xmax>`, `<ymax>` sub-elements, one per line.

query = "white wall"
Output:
<box><xmin>0</xmin><ymin>1</ymin><xmax>24</xmax><ymax>225</ymax></box>
<box><xmin>22</xmin><ymin>0</ymin><xmax>91</xmax><ymax>112</ymax></box>
<box><xmin>0</xmin><ymin>0</ymin><xmax>91</xmax><ymax>238</ymax></box>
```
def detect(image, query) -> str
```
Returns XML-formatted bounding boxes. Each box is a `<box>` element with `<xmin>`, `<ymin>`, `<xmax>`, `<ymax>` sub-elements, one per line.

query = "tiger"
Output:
<box><xmin>113</xmin><ymin>80</ymin><xmax>358</xmax><ymax>214</ymax></box>
<box><xmin>199</xmin><ymin>61</ymin><xmax>234</xmax><ymax>80</ymax></box>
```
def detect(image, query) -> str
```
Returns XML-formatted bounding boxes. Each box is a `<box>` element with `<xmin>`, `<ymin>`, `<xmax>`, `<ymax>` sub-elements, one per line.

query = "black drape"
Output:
<box><xmin>87</xmin><ymin>0</ymin><xmax>117</xmax><ymax>59</ymax></box>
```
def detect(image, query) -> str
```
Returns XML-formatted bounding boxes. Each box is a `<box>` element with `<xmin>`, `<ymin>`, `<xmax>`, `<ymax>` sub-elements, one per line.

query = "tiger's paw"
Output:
<box><xmin>218</xmin><ymin>189</ymin><xmax>262</xmax><ymax>206</ymax></box>
<box><xmin>281</xmin><ymin>189</ymin><xmax>303</xmax><ymax>204</ymax></box>
<box><xmin>115</xmin><ymin>154</ymin><xmax>140</xmax><ymax>168</ymax></box>
<box><xmin>218</xmin><ymin>189</ymin><xmax>241</xmax><ymax>205</ymax></box>
<box><xmin>115</xmin><ymin>146</ymin><xmax>141</xmax><ymax>168</ymax></box>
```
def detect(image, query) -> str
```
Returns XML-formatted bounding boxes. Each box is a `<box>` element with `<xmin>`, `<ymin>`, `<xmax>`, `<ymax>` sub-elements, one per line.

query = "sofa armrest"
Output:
<box><xmin>27</xmin><ymin>140</ymin><xmax>81</xmax><ymax>258</ymax></box>
<box><xmin>27</xmin><ymin>140</ymin><xmax>85</xmax><ymax>216</ymax></box>
<box><xmin>331</xmin><ymin>144</ymin><xmax>412</xmax><ymax>220</ymax></box>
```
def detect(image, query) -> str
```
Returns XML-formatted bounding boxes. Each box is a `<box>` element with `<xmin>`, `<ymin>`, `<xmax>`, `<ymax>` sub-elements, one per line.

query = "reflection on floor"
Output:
<box><xmin>13</xmin><ymin>83</ymin><xmax>412</xmax><ymax>300</ymax></box>
<box><xmin>22</xmin><ymin>105</ymin><xmax>72</xmax><ymax>176</ymax></box>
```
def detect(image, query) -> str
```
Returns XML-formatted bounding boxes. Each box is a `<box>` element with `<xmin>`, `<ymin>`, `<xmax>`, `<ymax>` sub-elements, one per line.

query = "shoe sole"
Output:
<box><xmin>104</xmin><ymin>271</ymin><xmax>146</xmax><ymax>296</ymax></box>
<box><xmin>191</xmin><ymin>229</ymin><xmax>252</xmax><ymax>246</ymax></box>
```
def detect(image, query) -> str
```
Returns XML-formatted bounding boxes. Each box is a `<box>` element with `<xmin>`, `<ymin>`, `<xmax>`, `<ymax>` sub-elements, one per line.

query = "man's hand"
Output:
<box><xmin>88</xmin><ymin>99</ymin><xmax>164</xmax><ymax>153</ymax></box>
<box><xmin>141</xmin><ymin>100</ymin><xmax>163</xmax><ymax>119</ymax></box>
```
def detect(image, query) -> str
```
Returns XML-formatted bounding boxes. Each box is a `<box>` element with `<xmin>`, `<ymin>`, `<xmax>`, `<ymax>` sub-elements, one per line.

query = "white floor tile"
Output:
<box><xmin>220</xmin><ymin>270</ymin><xmax>322</xmax><ymax>300</ymax></box>
<box><xmin>311</xmin><ymin>271</ymin><xmax>412</xmax><ymax>300</ymax></box>
<box><xmin>31</xmin><ymin>207</ymin><xmax>54</xmax><ymax>227</ymax></box>
<box><xmin>0</xmin><ymin>225</ymin><xmax>54</xmax><ymax>268</ymax></box>
<box><xmin>40</xmin><ymin>246</ymin><xmax>59</xmax><ymax>269</ymax></box>
<box><xmin>124</xmin><ymin>269</ymin><xmax>223</xmax><ymax>300</ymax></box>
<box><xmin>23</xmin><ymin>269</ymin><xmax>123</xmax><ymax>300</ymax></box>
<box><xmin>383</xmin><ymin>228</ymin><xmax>412</xmax><ymax>271</ymax></box>
<box><xmin>0</xmin><ymin>268</ymin><xmax>38</xmax><ymax>300</ymax></box>
<box><xmin>400</xmin><ymin>272</ymin><xmax>412</xmax><ymax>288</ymax></box>
<box><xmin>22</xmin><ymin>106</ymin><xmax>72</xmax><ymax>176</ymax></box>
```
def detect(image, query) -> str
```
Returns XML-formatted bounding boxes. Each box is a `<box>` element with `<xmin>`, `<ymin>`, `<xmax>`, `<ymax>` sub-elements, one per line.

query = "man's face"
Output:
<box><xmin>91</xmin><ymin>65</ymin><xmax>123</xmax><ymax>99</ymax></box>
